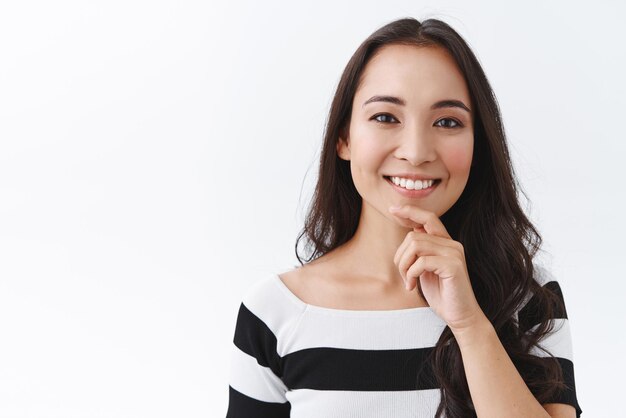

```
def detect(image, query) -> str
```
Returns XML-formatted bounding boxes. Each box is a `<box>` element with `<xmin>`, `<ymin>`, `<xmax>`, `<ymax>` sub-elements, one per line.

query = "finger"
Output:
<box><xmin>406</xmin><ymin>256</ymin><xmax>436</xmax><ymax>289</ymax></box>
<box><xmin>412</xmin><ymin>229</ymin><xmax>461</xmax><ymax>251</ymax></box>
<box><xmin>388</xmin><ymin>205</ymin><xmax>451</xmax><ymax>239</ymax></box>
<box><xmin>397</xmin><ymin>246</ymin><xmax>418</xmax><ymax>285</ymax></box>
<box><xmin>407</xmin><ymin>255</ymin><xmax>458</xmax><ymax>286</ymax></box>
<box><xmin>390</xmin><ymin>213</ymin><xmax>426</xmax><ymax>231</ymax></box>
<box><xmin>393</xmin><ymin>228</ymin><xmax>432</xmax><ymax>265</ymax></box>
<box><xmin>398</xmin><ymin>240</ymin><xmax>452</xmax><ymax>286</ymax></box>
<box><xmin>395</xmin><ymin>231</ymin><xmax>459</xmax><ymax>267</ymax></box>
<box><xmin>393</xmin><ymin>230</ymin><xmax>417</xmax><ymax>266</ymax></box>
<box><xmin>410</xmin><ymin>271</ymin><xmax>433</xmax><ymax>298</ymax></box>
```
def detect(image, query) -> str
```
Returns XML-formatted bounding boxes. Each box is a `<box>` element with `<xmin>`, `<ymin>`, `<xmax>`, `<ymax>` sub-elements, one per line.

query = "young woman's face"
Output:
<box><xmin>337</xmin><ymin>44</ymin><xmax>474</xmax><ymax>219</ymax></box>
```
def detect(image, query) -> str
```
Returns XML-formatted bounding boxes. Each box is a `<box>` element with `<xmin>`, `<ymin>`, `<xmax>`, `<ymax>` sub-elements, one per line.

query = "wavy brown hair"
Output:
<box><xmin>293</xmin><ymin>17</ymin><xmax>568</xmax><ymax>417</ymax></box>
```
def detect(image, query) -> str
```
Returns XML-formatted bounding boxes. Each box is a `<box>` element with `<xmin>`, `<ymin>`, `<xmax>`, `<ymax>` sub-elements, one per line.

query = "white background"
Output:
<box><xmin>0</xmin><ymin>0</ymin><xmax>623</xmax><ymax>417</ymax></box>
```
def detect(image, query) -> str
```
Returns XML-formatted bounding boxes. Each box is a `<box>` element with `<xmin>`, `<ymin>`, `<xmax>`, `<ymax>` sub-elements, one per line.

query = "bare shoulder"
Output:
<box><xmin>276</xmin><ymin>266</ymin><xmax>307</xmax><ymax>298</ymax></box>
<box><xmin>277</xmin><ymin>260</ymin><xmax>339</xmax><ymax>308</ymax></box>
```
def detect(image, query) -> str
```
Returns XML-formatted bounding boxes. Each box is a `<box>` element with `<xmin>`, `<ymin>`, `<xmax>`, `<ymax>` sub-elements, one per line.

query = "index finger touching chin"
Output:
<box><xmin>388</xmin><ymin>204</ymin><xmax>450</xmax><ymax>238</ymax></box>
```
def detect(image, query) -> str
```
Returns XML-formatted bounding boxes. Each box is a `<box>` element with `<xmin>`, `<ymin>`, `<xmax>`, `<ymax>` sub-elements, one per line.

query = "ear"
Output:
<box><xmin>336</xmin><ymin>131</ymin><xmax>350</xmax><ymax>161</ymax></box>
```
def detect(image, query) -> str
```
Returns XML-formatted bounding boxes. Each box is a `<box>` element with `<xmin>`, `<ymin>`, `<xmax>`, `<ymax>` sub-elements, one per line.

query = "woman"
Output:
<box><xmin>226</xmin><ymin>17</ymin><xmax>582</xmax><ymax>418</ymax></box>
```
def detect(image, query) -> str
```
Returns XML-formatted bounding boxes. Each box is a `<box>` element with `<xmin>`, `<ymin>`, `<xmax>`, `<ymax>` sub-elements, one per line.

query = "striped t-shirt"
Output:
<box><xmin>226</xmin><ymin>266</ymin><xmax>582</xmax><ymax>417</ymax></box>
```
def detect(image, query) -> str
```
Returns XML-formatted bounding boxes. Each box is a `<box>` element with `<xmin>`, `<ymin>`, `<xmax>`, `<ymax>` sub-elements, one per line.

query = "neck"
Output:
<box><xmin>337</xmin><ymin>200</ymin><xmax>413</xmax><ymax>286</ymax></box>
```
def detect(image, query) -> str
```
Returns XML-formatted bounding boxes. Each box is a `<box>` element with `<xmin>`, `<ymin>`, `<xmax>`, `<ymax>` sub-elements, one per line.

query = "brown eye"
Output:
<box><xmin>371</xmin><ymin>113</ymin><xmax>399</xmax><ymax>124</ymax></box>
<box><xmin>435</xmin><ymin>118</ymin><xmax>463</xmax><ymax>129</ymax></box>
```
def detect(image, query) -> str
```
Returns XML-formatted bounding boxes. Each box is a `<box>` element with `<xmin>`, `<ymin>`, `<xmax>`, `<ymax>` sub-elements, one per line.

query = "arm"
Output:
<box><xmin>387</xmin><ymin>206</ymin><xmax>581</xmax><ymax>416</ymax></box>
<box><xmin>453</xmin><ymin>315</ymin><xmax>575</xmax><ymax>418</ymax></box>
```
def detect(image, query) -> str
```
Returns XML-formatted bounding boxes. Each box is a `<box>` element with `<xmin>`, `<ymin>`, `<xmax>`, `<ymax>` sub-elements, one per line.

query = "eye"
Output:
<box><xmin>434</xmin><ymin>117</ymin><xmax>463</xmax><ymax>129</ymax></box>
<box><xmin>370</xmin><ymin>113</ymin><xmax>399</xmax><ymax>124</ymax></box>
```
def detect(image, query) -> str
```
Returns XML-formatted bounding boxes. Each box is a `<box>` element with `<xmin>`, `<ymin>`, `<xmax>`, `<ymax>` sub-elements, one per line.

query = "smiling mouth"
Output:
<box><xmin>383</xmin><ymin>176</ymin><xmax>442</xmax><ymax>191</ymax></box>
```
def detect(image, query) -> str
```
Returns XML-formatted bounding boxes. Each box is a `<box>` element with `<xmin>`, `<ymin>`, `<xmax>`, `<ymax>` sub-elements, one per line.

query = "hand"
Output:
<box><xmin>388</xmin><ymin>204</ymin><xmax>488</xmax><ymax>334</ymax></box>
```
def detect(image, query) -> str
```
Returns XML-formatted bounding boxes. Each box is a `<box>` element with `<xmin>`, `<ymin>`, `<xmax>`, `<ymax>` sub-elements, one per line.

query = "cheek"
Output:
<box><xmin>351</xmin><ymin>136</ymin><xmax>389</xmax><ymax>175</ymax></box>
<box><xmin>442</xmin><ymin>141</ymin><xmax>473</xmax><ymax>175</ymax></box>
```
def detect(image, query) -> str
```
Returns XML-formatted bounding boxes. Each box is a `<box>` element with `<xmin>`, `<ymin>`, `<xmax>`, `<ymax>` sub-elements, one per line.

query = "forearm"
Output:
<box><xmin>452</xmin><ymin>314</ymin><xmax>550</xmax><ymax>418</ymax></box>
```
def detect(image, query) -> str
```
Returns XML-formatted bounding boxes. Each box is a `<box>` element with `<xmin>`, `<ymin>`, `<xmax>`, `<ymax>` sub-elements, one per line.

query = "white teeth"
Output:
<box><xmin>390</xmin><ymin>176</ymin><xmax>435</xmax><ymax>190</ymax></box>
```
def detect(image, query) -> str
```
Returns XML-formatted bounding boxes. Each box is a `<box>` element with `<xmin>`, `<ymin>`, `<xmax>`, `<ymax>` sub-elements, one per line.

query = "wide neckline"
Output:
<box><xmin>272</xmin><ymin>273</ymin><xmax>437</xmax><ymax>317</ymax></box>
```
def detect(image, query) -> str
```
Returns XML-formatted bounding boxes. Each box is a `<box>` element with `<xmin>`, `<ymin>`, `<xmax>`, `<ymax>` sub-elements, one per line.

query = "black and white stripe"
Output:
<box><xmin>227</xmin><ymin>268</ymin><xmax>582</xmax><ymax>417</ymax></box>
<box><xmin>514</xmin><ymin>265</ymin><xmax>581</xmax><ymax>415</ymax></box>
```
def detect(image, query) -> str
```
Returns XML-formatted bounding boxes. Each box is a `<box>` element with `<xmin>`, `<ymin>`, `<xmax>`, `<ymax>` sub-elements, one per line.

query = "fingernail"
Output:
<box><xmin>389</xmin><ymin>205</ymin><xmax>401</xmax><ymax>211</ymax></box>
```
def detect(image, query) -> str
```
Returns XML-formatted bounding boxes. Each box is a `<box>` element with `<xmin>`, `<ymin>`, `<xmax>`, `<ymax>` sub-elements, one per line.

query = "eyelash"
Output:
<box><xmin>370</xmin><ymin>113</ymin><xmax>464</xmax><ymax>129</ymax></box>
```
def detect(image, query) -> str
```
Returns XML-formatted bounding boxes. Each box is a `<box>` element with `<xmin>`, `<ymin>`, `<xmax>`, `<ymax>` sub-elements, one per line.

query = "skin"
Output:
<box><xmin>283</xmin><ymin>43</ymin><xmax>575</xmax><ymax>417</ymax></box>
<box><xmin>333</xmin><ymin>43</ymin><xmax>574</xmax><ymax>418</ymax></box>
<box><xmin>334</xmin><ymin>43</ymin><xmax>474</xmax><ymax>294</ymax></box>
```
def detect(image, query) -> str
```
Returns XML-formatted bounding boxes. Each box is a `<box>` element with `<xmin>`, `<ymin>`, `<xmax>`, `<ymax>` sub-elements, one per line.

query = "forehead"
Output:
<box><xmin>355</xmin><ymin>44</ymin><xmax>470</xmax><ymax>107</ymax></box>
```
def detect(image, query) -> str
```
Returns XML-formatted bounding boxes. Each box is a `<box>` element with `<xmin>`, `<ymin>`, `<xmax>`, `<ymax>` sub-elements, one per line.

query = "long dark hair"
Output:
<box><xmin>293</xmin><ymin>17</ymin><xmax>569</xmax><ymax>417</ymax></box>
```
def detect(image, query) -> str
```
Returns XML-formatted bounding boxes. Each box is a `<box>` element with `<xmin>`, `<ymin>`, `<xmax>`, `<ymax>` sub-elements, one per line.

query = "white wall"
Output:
<box><xmin>0</xmin><ymin>0</ymin><xmax>622</xmax><ymax>416</ymax></box>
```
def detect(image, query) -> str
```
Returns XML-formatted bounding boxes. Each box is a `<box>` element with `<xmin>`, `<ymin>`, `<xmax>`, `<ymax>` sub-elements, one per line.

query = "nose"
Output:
<box><xmin>394</xmin><ymin>123</ymin><xmax>437</xmax><ymax>166</ymax></box>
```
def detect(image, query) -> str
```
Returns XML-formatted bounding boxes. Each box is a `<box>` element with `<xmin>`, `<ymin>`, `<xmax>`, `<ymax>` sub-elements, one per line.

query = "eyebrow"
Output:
<box><xmin>362</xmin><ymin>95</ymin><xmax>471</xmax><ymax>113</ymax></box>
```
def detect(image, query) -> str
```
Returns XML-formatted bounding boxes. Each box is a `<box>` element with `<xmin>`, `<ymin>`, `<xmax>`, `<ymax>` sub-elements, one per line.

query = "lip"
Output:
<box><xmin>384</xmin><ymin>173</ymin><xmax>440</xmax><ymax>181</ymax></box>
<box><xmin>384</xmin><ymin>176</ymin><xmax>440</xmax><ymax>198</ymax></box>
